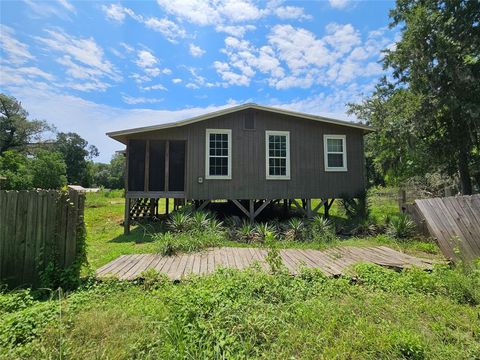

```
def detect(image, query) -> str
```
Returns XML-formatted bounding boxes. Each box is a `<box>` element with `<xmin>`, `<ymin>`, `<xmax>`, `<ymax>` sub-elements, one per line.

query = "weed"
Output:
<box><xmin>284</xmin><ymin>218</ymin><xmax>306</xmax><ymax>242</ymax></box>
<box><xmin>387</xmin><ymin>213</ymin><xmax>416</xmax><ymax>239</ymax></box>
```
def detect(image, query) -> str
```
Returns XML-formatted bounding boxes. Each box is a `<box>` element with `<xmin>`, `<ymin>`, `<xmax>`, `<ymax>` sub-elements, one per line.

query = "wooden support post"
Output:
<box><xmin>249</xmin><ymin>199</ymin><xmax>255</xmax><ymax>224</ymax></box>
<box><xmin>254</xmin><ymin>200</ymin><xmax>271</xmax><ymax>218</ymax></box>
<box><xmin>306</xmin><ymin>199</ymin><xmax>312</xmax><ymax>219</ymax></box>
<box><xmin>166</xmin><ymin>198</ymin><xmax>169</xmax><ymax>215</ymax></box>
<box><xmin>283</xmin><ymin>199</ymin><xmax>288</xmax><ymax>214</ymax></box>
<box><xmin>149</xmin><ymin>198</ymin><xmax>155</xmax><ymax>218</ymax></box>
<box><xmin>398</xmin><ymin>189</ymin><xmax>406</xmax><ymax>211</ymax></box>
<box><xmin>198</xmin><ymin>200</ymin><xmax>210</xmax><ymax>211</ymax></box>
<box><xmin>231</xmin><ymin>199</ymin><xmax>249</xmax><ymax>217</ymax></box>
<box><xmin>324</xmin><ymin>199</ymin><xmax>334</xmax><ymax>218</ymax></box>
<box><xmin>124</xmin><ymin>197</ymin><xmax>131</xmax><ymax>235</ymax></box>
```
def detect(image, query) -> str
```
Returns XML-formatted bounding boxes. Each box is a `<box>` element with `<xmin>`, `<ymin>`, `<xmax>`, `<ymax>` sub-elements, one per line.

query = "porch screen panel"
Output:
<box><xmin>168</xmin><ymin>140</ymin><xmax>186</xmax><ymax>191</ymax></box>
<box><xmin>149</xmin><ymin>140</ymin><xmax>166</xmax><ymax>191</ymax></box>
<box><xmin>128</xmin><ymin>139</ymin><xmax>146</xmax><ymax>191</ymax></box>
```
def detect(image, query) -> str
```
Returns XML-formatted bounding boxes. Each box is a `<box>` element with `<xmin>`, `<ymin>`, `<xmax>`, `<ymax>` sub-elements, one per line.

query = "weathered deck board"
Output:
<box><xmin>414</xmin><ymin>195</ymin><xmax>480</xmax><ymax>262</ymax></box>
<box><xmin>96</xmin><ymin>246</ymin><xmax>440</xmax><ymax>281</ymax></box>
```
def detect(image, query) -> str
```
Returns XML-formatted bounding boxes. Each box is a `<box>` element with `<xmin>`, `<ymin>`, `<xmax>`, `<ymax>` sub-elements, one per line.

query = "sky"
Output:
<box><xmin>1</xmin><ymin>0</ymin><xmax>397</xmax><ymax>162</ymax></box>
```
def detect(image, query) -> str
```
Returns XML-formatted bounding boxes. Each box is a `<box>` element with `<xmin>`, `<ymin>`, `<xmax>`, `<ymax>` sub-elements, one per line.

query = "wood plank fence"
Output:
<box><xmin>0</xmin><ymin>189</ymin><xmax>85</xmax><ymax>288</ymax></box>
<box><xmin>412</xmin><ymin>195</ymin><xmax>480</xmax><ymax>262</ymax></box>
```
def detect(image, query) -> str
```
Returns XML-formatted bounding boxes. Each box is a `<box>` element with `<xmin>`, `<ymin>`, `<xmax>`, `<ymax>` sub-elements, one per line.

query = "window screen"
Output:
<box><xmin>206</xmin><ymin>130</ymin><xmax>231</xmax><ymax>178</ymax></box>
<box><xmin>266</xmin><ymin>131</ymin><xmax>290</xmax><ymax>179</ymax></box>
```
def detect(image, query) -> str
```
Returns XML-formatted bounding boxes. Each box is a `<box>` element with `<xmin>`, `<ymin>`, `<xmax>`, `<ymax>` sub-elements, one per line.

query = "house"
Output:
<box><xmin>107</xmin><ymin>103</ymin><xmax>374</xmax><ymax>234</ymax></box>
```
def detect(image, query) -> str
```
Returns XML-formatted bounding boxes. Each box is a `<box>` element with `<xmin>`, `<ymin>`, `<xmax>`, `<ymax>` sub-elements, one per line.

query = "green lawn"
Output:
<box><xmin>85</xmin><ymin>188</ymin><xmax>441</xmax><ymax>270</ymax></box>
<box><xmin>1</xmin><ymin>188</ymin><xmax>479</xmax><ymax>359</ymax></box>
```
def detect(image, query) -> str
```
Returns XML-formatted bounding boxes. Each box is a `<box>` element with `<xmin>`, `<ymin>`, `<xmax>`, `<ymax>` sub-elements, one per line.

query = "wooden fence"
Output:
<box><xmin>0</xmin><ymin>189</ymin><xmax>85</xmax><ymax>288</ymax></box>
<box><xmin>412</xmin><ymin>195</ymin><xmax>480</xmax><ymax>262</ymax></box>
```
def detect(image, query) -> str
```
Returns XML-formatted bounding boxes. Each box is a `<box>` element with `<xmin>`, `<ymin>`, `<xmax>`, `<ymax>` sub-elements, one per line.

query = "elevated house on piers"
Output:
<box><xmin>106</xmin><ymin>103</ymin><xmax>373</xmax><ymax>234</ymax></box>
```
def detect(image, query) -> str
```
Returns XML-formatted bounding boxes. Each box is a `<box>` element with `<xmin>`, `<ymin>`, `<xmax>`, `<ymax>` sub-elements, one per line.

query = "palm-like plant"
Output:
<box><xmin>254</xmin><ymin>222</ymin><xmax>276</xmax><ymax>242</ymax></box>
<box><xmin>285</xmin><ymin>217</ymin><xmax>306</xmax><ymax>241</ymax></box>
<box><xmin>167</xmin><ymin>211</ymin><xmax>192</xmax><ymax>233</ymax></box>
<box><xmin>191</xmin><ymin>211</ymin><xmax>211</xmax><ymax>230</ymax></box>
<box><xmin>387</xmin><ymin>214</ymin><xmax>416</xmax><ymax>239</ymax></box>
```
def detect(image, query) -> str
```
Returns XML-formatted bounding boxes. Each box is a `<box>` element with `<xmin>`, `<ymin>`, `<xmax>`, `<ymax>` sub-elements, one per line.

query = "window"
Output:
<box><xmin>324</xmin><ymin>135</ymin><xmax>347</xmax><ymax>171</ymax></box>
<box><xmin>265</xmin><ymin>131</ymin><xmax>290</xmax><ymax>180</ymax></box>
<box><xmin>205</xmin><ymin>129</ymin><xmax>231</xmax><ymax>179</ymax></box>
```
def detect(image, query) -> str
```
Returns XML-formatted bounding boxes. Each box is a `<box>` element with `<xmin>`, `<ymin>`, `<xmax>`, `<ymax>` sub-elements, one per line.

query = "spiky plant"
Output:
<box><xmin>254</xmin><ymin>222</ymin><xmax>276</xmax><ymax>242</ymax></box>
<box><xmin>387</xmin><ymin>213</ymin><xmax>416</xmax><ymax>239</ymax></box>
<box><xmin>285</xmin><ymin>217</ymin><xmax>306</xmax><ymax>242</ymax></box>
<box><xmin>309</xmin><ymin>215</ymin><xmax>336</xmax><ymax>243</ymax></box>
<box><xmin>191</xmin><ymin>211</ymin><xmax>211</xmax><ymax>230</ymax></box>
<box><xmin>167</xmin><ymin>211</ymin><xmax>192</xmax><ymax>233</ymax></box>
<box><xmin>236</xmin><ymin>221</ymin><xmax>256</xmax><ymax>243</ymax></box>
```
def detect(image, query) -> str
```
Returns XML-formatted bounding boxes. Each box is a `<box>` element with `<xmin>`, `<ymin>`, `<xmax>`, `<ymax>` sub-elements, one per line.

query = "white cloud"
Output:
<box><xmin>0</xmin><ymin>25</ymin><xmax>35</xmax><ymax>65</ymax></box>
<box><xmin>23</xmin><ymin>0</ymin><xmax>75</xmax><ymax>19</ymax></box>
<box><xmin>162</xmin><ymin>68</ymin><xmax>172</xmax><ymax>75</ymax></box>
<box><xmin>102</xmin><ymin>3</ymin><xmax>127</xmax><ymax>22</ymax></box>
<box><xmin>172</xmin><ymin>78</ymin><xmax>182</xmax><ymax>84</ymax></box>
<box><xmin>34</xmin><ymin>28</ymin><xmax>121</xmax><ymax>91</ymax></box>
<box><xmin>36</xmin><ymin>29</ymin><xmax>120</xmax><ymax>80</ymax></box>
<box><xmin>274</xmin><ymin>6</ymin><xmax>311</xmax><ymax>20</ymax></box>
<box><xmin>144</xmin><ymin>17</ymin><xmax>186</xmax><ymax>42</ymax></box>
<box><xmin>135</xmin><ymin>50</ymin><xmax>158</xmax><ymax>68</ymax></box>
<box><xmin>57</xmin><ymin>0</ymin><xmax>75</xmax><ymax>13</ymax></box>
<box><xmin>156</xmin><ymin>0</ymin><xmax>265</xmax><ymax>25</ymax></box>
<box><xmin>329</xmin><ymin>0</ymin><xmax>351</xmax><ymax>9</ymax></box>
<box><xmin>102</xmin><ymin>3</ymin><xmax>185</xmax><ymax>42</ymax></box>
<box><xmin>122</xmin><ymin>95</ymin><xmax>164</xmax><ymax>104</ymax></box>
<box><xmin>213</xmin><ymin>23</ymin><xmax>392</xmax><ymax>90</ymax></box>
<box><xmin>185</xmin><ymin>83</ymin><xmax>200</xmax><ymax>89</ymax></box>
<box><xmin>215</xmin><ymin>25</ymin><xmax>256</xmax><ymax>37</ymax></box>
<box><xmin>189</xmin><ymin>44</ymin><xmax>205</xmax><ymax>57</ymax></box>
<box><xmin>141</xmin><ymin>84</ymin><xmax>168</xmax><ymax>91</ymax></box>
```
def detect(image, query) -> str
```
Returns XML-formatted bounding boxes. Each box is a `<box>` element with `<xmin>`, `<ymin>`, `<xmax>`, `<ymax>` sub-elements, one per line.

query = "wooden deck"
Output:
<box><xmin>96</xmin><ymin>246</ymin><xmax>439</xmax><ymax>281</ymax></box>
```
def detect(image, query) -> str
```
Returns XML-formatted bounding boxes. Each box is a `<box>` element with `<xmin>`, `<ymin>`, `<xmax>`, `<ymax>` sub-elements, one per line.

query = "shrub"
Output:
<box><xmin>254</xmin><ymin>222</ymin><xmax>276</xmax><ymax>242</ymax></box>
<box><xmin>386</xmin><ymin>213</ymin><xmax>416</xmax><ymax>239</ymax></box>
<box><xmin>284</xmin><ymin>218</ymin><xmax>306</xmax><ymax>242</ymax></box>
<box><xmin>340</xmin><ymin>191</ymin><xmax>370</xmax><ymax>221</ymax></box>
<box><xmin>308</xmin><ymin>216</ymin><xmax>337</xmax><ymax>243</ymax></box>
<box><xmin>167</xmin><ymin>212</ymin><xmax>192</xmax><ymax>233</ymax></box>
<box><xmin>236</xmin><ymin>221</ymin><xmax>257</xmax><ymax>243</ymax></box>
<box><xmin>155</xmin><ymin>228</ymin><xmax>224</xmax><ymax>256</ymax></box>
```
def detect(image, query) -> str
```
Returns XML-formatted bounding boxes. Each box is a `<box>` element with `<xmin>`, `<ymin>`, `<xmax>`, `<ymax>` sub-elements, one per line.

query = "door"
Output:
<box><xmin>168</xmin><ymin>140</ymin><xmax>186</xmax><ymax>192</ymax></box>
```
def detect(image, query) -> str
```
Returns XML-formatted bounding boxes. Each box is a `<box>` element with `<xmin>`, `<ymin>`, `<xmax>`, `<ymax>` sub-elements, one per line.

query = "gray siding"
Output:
<box><xmin>128</xmin><ymin>109</ymin><xmax>366</xmax><ymax>199</ymax></box>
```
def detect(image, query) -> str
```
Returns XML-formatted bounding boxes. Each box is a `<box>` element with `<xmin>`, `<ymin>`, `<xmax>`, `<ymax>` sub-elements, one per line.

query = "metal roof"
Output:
<box><xmin>106</xmin><ymin>103</ymin><xmax>373</xmax><ymax>141</ymax></box>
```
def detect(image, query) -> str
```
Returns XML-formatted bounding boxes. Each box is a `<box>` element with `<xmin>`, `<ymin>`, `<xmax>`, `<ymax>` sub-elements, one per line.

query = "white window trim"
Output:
<box><xmin>265</xmin><ymin>130</ymin><xmax>291</xmax><ymax>180</ymax></box>
<box><xmin>324</xmin><ymin>134</ymin><xmax>347</xmax><ymax>172</ymax></box>
<box><xmin>205</xmin><ymin>129</ymin><xmax>232</xmax><ymax>180</ymax></box>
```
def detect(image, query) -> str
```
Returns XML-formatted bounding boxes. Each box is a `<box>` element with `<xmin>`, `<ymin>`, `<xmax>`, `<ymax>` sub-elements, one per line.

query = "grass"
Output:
<box><xmin>84</xmin><ymin>187</ymin><xmax>441</xmax><ymax>271</ymax></box>
<box><xmin>1</xmin><ymin>263</ymin><xmax>479</xmax><ymax>359</ymax></box>
<box><xmin>1</xmin><ymin>187</ymin><xmax>478</xmax><ymax>359</ymax></box>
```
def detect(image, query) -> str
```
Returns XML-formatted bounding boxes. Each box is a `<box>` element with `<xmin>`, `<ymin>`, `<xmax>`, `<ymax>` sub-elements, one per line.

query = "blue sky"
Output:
<box><xmin>1</xmin><ymin>0</ymin><xmax>396</xmax><ymax>162</ymax></box>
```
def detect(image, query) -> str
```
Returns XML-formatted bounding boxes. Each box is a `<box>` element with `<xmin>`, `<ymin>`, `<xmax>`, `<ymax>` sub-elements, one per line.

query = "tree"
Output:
<box><xmin>90</xmin><ymin>153</ymin><xmax>125</xmax><ymax>189</ymax></box>
<box><xmin>0</xmin><ymin>94</ymin><xmax>52</xmax><ymax>155</ymax></box>
<box><xmin>30</xmin><ymin>150</ymin><xmax>67</xmax><ymax>189</ymax></box>
<box><xmin>0</xmin><ymin>150</ymin><xmax>33</xmax><ymax>190</ymax></box>
<box><xmin>351</xmin><ymin>0</ymin><xmax>480</xmax><ymax>194</ymax></box>
<box><xmin>385</xmin><ymin>0</ymin><xmax>480</xmax><ymax>194</ymax></box>
<box><xmin>54</xmin><ymin>132</ymin><xmax>99</xmax><ymax>186</ymax></box>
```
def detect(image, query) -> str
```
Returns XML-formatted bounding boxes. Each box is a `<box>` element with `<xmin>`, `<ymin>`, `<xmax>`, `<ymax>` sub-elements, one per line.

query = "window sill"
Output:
<box><xmin>325</xmin><ymin>168</ymin><xmax>348</xmax><ymax>172</ymax></box>
<box><xmin>205</xmin><ymin>176</ymin><xmax>232</xmax><ymax>180</ymax></box>
<box><xmin>266</xmin><ymin>177</ymin><xmax>291</xmax><ymax>180</ymax></box>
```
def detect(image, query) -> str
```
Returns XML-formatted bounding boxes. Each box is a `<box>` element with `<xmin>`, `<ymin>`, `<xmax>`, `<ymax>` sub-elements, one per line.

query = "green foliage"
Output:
<box><xmin>386</xmin><ymin>213</ymin><xmax>416</xmax><ymax>240</ymax></box>
<box><xmin>2</xmin><ymin>263</ymin><xmax>479</xmax><ymax>358</ymax></box>
<box><xmin>309</xmin><ymin>215</ymin><xmax>337</xmax><ymax>243</ymax></box>
<box><xmin>0</xmin><ymin>93</ymin><xmax>52</xmax><ymax>155</ymax></box>
<box><xmin>0</xmin><ymin>150</ymin><xmax>33</xmax><ymax>189</ymax></box>
<box><xmin>30</xmin><ymin>150</ymin><xmax>67</xmax><ymax>189</ymax></box>
<box><xmin>167</xmin><ymin>211</ymin><xmax>193</xmax><ymax>233</ymax></box>
<box><xmin>254</xmin><ymin>222</ymin><xmax>276</xmax><ymax>242</ymax></box>
<box><xmin>340</xmin><ymin>191</ymin><xmax>370</xmax><ymax>222</ymax></box>
<box><xmin>284</xmin><ymin>217</ymin><xmax>307</xmax><ymax>241</ymax></box>
<box><xmin>0</xmin><ymin>149</ymin><xmax>67</xmax><ymax>190</ymax></box>
<box><xmin>155</xmin><ymin>229</ymin><xmax>224</xmax><ymax>256</ymax></box>
<box><xmin>55</xmin><ymin>132</ymin><xmax>99</xmax><ymax>186</ymax></box>
<box><xmin>350</xmin><ymin>1</ymin><xmax>480</xmax><ymax>193</ymax></box>
<box><xmin>90</xmin><ymin>153</ymin><xmax>125</xmax><ymax>189</ymax></box>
